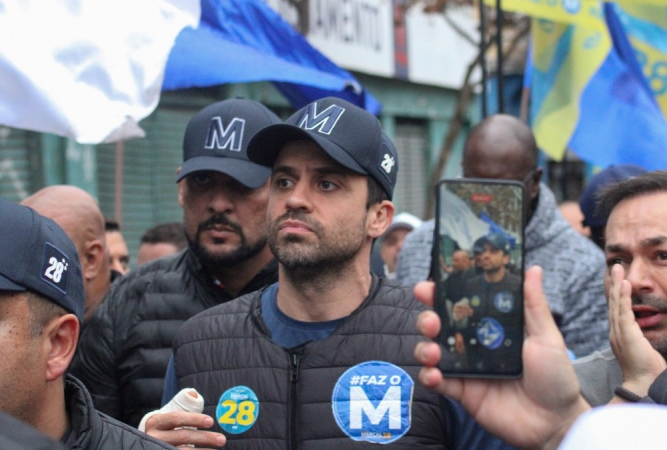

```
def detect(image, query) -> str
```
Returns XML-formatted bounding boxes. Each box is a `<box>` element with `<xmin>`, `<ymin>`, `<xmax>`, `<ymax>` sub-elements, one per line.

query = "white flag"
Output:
<box><xmin>438</xmin><ymin>187</ymin><xmax>490</xmax><ymax>251</ymax></box>
<box><xmin>0</xmin><ymin>0</ymin><xmax>199</xmax><ymax>144</ymax></box>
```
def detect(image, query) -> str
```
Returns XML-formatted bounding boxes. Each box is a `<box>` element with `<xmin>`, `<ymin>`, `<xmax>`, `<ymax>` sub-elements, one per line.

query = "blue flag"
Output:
<box><xmin>568</xmin><ymin>4</ymin><xmax>667</xmax><ymax>169</ymax></box>
<box><xmin>163</xmin><ymin>0</ymin><xmax>380</xmax><ymax>114</ymax></box>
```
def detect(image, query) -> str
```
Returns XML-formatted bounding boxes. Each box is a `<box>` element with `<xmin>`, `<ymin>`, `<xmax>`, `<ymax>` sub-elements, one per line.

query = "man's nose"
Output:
<box><xmin>626</xmin><ymin>258</ymin><xmax>655</xmax><ymax>295</ymax></box>
<box><xmin>284</xmin><ymin>180</ymin><xmax>313</xmax><ymax>212</ymax></box>
<box><xmin>207</xmin><ymin>187</ymin><xmax>234</xmax><ymax>214</ymax></box>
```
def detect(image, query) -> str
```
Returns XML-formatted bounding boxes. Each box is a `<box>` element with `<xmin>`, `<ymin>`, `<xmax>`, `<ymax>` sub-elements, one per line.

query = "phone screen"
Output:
<box><xmin>433</xmin><ymin>178</ymin><xmax>525</xmax><ymax>378</ymax></box>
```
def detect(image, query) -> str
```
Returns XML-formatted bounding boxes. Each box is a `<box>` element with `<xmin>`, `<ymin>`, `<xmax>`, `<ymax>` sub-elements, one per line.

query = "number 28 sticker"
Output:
<box><xmin>216</xmin><ymin>386</ymin><xmax>259</xmax><ymax>434</ymax></box>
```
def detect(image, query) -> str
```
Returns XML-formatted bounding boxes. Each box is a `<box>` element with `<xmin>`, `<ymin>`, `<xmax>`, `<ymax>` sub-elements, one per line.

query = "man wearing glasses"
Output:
<box><xmin>396</xmin><ymin>114</ymin><xmax>608</xmax><ymax>358</ymax></box>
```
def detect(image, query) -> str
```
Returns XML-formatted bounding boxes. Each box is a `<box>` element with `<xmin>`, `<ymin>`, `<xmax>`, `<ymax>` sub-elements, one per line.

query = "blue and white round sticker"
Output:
<box><xmin>215</xmin><ymin>386</ymin><xmax>259</xmax><ymax>435</ymax></box>
<box><xmin>476</xmin><ymin>317</ymin><xmax>505</xmax><ymax>350</ymax></box>
<box><xmin>331</xmin><ymin>361</ymin><xmax>413</xmax><ymax>444</ymax></box>
<box><xmin>493</xmin><ymin>291</ymin><xmax>514</xmax><ymax>313</ymax></box>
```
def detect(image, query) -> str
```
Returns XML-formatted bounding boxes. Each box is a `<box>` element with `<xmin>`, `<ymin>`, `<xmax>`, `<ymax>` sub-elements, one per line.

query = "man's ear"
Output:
<box><xmin>529</xmin><ymin>168</ymin><xmax>543</xmax><ymax>200</ymax></box>
<box><xmin>43</xmin><ymin>314</ymin><xmax>79</xmax><ymax>382</ymax></box>
<box><xmin>367</xmin><ymin>201</ymin><xmax>395</xmax><ymax>239</ymax></box>
<box><xmin>82</xmin><ymin>239</ymin><xmax>106</xmax><ymax>282</ymax></box>
<box><xmin>177</xmin><ymin>167</ymin><xmax>185</xmax><ymax>208</ymax></box>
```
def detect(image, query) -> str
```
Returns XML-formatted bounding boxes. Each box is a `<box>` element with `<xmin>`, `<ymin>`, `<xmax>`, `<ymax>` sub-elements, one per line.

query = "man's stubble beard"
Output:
<box><xmin>188</xmin><ymin>213</ymin><xmax>267</xmax><ymax>270</ymax></box>
<box><xmin>267</xmin><ymin>211</ymin><xmax>366</xmax><ymax>287</ymax></box>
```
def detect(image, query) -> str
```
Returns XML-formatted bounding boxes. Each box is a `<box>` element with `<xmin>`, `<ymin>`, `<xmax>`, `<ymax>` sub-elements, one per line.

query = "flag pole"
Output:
<box><xmin>479</xmin><ymin>0</ymin><xmax>488</xmax><ymax>118</ymax></box>
<box><xmin>495</xmin><ymin>0</ymin><xmax>504</xmax><ymax>114</ymax></box>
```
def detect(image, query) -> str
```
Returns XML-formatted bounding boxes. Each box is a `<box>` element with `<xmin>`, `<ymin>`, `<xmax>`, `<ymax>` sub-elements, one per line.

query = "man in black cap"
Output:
<box><xmin>0</xmin><ymin>199</ymin><xmax>175</xmax><ymax>449</ymax></box>
<box><xmin>71</xmin><ymin>99</ymin><xmax>281</xmax><ymax>428</ymax></box>
<box><xmin>148</xmin><ymin>97</ymin><xmax>512</xmax><ymax>449</ymax></box>
<box><xmin>451</xmin><ymin>233</ymin><xmax>522</xmax><ymax>372</ymax></box>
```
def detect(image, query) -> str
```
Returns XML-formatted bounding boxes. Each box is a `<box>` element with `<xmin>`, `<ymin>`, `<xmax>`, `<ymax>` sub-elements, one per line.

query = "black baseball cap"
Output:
<box><xmin>246</xmin><ymin>97</ymin><xmax>398</xmax><ymax>199</ymax></box>
<box><xmin>0</xmin><ymin>199</ymin><xmax>84</xmax><ymax>323</ymax></box>
<box><xmin>473</xmin><ymin>237</ymin><xmax>486</xmax><ymax>255</ymax></box>
<box><xmin>177</xmin><ymin>98</ymin><xmax>282</xmax><ymax>189</ymax></box>
<box><xmin>480</xmin><ymin>232</ymin><xmax>511</xmax><ymax>254</ymax></box>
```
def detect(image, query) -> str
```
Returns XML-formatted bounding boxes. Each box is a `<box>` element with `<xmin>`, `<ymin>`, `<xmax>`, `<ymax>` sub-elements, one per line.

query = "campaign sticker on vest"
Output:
<box><xmin>331</xmin><ymin>361</ymin><xmax>413</xmax><ymax>444</ymax></box>
<box><xmin>476</xmin><ymin>317</ymin><xmax>505</xmax><ymax>350</ymax></box>
<box><xmin>493</xmin><ymin>291</ymin><xmax>514</xmax><ymax>313</ymax></box>
<box><xmin>216</xmin><ymin>386</ymin><xmax>259</xmax><ymax>434</ymax></box>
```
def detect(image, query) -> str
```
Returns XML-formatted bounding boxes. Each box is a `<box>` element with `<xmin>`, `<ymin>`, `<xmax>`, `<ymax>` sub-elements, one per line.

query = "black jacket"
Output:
<box><xmin>65</xmin><ymin>375</ymin><xmax>175</xmax><ymax>450</ymax></box>
<box><xmin>70</xmin><ymin>249</ymin><xmax>278</xmax><ymax>427</ymax></box>
<box><xmin>0</xmin><ymin>411</ymin><xmax>64</xmax><ymax>450</ymax></box>
<box><xmin>173</xmin><ymin>278</ymin><xmax>452</xmax><ymax>449</ymax></box>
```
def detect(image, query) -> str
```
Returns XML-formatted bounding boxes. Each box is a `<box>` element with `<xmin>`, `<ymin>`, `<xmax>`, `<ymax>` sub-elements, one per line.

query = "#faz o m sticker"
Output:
<box><xmin>331</xmin><ymin>361</ymin><xmax>414</xmax><ymax>444</ymax></box>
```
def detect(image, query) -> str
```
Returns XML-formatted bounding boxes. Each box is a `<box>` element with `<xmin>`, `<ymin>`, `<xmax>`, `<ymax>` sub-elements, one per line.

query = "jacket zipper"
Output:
<box><xmin>288</xmin><ymin>351</ymin><xmax>302</xmax><ymax>450</ymax></box>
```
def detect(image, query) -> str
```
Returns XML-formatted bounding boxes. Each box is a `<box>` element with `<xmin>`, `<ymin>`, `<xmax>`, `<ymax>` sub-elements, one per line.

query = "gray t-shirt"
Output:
<box><xmin>573</xmin><ymin>347</ymin><xmax>621</xmax><ymax>406</ymax></box>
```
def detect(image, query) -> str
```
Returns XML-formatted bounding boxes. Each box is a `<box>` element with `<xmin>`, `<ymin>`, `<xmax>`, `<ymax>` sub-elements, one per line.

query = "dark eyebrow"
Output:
<box><xmin>606</xmin><ymin>236</ymin><xmax>667</xmax><ymax>254</ymax></box>
<box><xmin>641</xmin><ymin>236</ymin><xmax>667</xmax><ymax>248</ymax></box>
<box><xmin>605</xmin><ymin>244</ymin><xmax>626</xmax><ymax>254</ymax></box>
<box><xmin>272</xmin><ymin>165</ymin><xmax>298</xmax><ymax>177</ymax></box>
<box><xmin>272</xmin><ymin>164</ymin><xmax>351</xmax><ymax>178</ymax></box>
<box><xmin>312</xmin><ymin>166</ymin><xmax>351</xmax><ymax>177</ymax></box>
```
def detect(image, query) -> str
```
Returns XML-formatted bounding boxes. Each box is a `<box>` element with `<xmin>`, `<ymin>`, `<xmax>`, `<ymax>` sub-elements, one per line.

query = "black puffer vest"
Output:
<box><xmin>173</xmin><ymin>278</ymin><xmax>451</xmax><ymax>449</ymax></box>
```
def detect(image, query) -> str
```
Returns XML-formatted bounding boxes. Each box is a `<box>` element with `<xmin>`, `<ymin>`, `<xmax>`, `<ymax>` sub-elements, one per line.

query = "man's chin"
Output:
<box><xmin>193</xmin><ymin>243</ymin><xmax>242</xmax><ymax>266</ymax></box>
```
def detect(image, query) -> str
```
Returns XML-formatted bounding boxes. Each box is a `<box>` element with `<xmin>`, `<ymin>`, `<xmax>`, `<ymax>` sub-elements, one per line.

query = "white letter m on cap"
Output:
<box><xmin>205</xmin><ymin>117</ymin><xmax>246</xmax><ymax>152</ymax></box>
<box><xmin>297</xmin><ymin>104</ymin><xmax>345</xmax><ymax>135</ymax></box>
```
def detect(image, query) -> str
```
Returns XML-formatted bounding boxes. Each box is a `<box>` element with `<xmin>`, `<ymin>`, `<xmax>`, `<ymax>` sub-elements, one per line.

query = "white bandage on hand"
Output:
<box><xmin>138</xmin><ymin>388</ymin><xmax>205</xmax><ymax>433</ymax></box>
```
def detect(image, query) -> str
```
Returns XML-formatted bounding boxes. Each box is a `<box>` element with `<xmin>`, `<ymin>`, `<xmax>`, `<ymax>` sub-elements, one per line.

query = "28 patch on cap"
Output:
<box><xmin>40</xmin><ymin>243</ymin><xmax>70</xmax><ymax>294</ymax></box>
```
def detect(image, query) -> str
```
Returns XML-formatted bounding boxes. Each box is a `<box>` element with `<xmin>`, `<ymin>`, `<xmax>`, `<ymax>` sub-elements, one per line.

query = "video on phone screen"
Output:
<box><xmin>436</xmin><ymin>181</ymin><xmax>524</xmax><ymax>376</ymax></box>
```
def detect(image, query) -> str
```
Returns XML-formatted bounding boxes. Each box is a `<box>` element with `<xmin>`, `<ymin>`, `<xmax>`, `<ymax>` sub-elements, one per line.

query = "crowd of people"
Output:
<box><xmin>1</xmin><ymin>96</ymin><xmax>665</xmax><ymax>450</ymax></box>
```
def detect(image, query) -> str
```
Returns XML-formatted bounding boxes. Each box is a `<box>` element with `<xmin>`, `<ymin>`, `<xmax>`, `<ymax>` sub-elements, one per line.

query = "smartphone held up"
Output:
<box><xmin>432</xmin><ymin>178</ymin><xmax>525</xmax><ymax>378</ymax></box>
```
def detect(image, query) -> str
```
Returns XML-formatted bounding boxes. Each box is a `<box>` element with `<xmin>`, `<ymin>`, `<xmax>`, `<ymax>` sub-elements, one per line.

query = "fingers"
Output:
<box><xmin>608</xmin><ymin>264</ymin><xmax>623</xmax><ymax>340</ymax></box>
<box><xmin>414</xmin><ymin>281</ymin><xmax>435</xmax><ymax>307</ymax></box>
<box><xmin>148</xmin><ymin>428</ymin><xmax>226</xmax><ymax>448</ymax></box>
<box><xmin>610</xmin><ymin>264</ymin><xmax>633</xmax><ymax>328</ymax></box>
<box><xmin>147</xmin><ymin>411</ymin><xmax>214</xmax><ymax>430</ymax></box>
<box><xmin>145</xmin><ymin>412</ymin><xmax>226</xmax><ymax>448</ymax></box>
<box><xmin>414</xmin><ymin>341</ymin><xmax>442</xmax><ymax>367</ymax></box>
<box><xmin>415</xmin><ymin>348</ymin><xmax>464</xmax><ymax>400</ymax></box>
<box><xmin>609</xmin><ymin>264</ymin><xmax>638</xmax><ymax>351</ymax></box>
<box><xmin>523</xmin><ymin>266</ymin><xmax>561</xmax><ymax>342</ymax></box>
<box><xmin>416</xmin><ymin>310</ymin><xmax>441</xmax><ymax>339</ymax></box>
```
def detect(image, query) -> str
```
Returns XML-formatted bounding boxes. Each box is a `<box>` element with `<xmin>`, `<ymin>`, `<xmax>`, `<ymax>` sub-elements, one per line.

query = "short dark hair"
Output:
<box><xmin>141</xmin><ymin>222</ymin><xmax>187</xmax><ymax>250</ymax></box>
<box><xmin>104</xmin><ymin>218</ymin><xmax>121</xmax><ymax>232</ymax></box>
<box><xmin>26</xmin><ymin>290</ymin><xmax>67</xmax><ymax>337</ymax></box>
<box><xmin>366</xmin><ymin>176</ymin><xmax>389</xmax><ymax>209</ymax></box>
<box><xmin>597</xmin><ymin>170</ymin><xmax>667</xmax><ymax>224</ymax></box>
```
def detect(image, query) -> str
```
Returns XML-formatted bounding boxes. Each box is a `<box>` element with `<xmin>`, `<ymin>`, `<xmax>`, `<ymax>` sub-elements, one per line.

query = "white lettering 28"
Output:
<box><xmin>44</xmin><ymin>257</ymin><xmax>65</xmax><ymax>283</ymax></box>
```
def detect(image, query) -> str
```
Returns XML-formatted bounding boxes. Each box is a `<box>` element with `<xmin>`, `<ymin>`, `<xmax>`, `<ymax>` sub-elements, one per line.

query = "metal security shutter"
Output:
<box><xmin>393</xmin><ymin>120</ymin><xmax>428</xmax><ymax>219</ymax></box>
<box><xmin>96</xmin><ymin>107</ymin><xmax>195</xmax><ymax>266</ymax></box>
<box><xmin>96</xmin><ymin>144</ymin><xmax>116</xmax><ymax>218</ymax></box>
<box><xmin>0</xmin><ymin>127</ymin><xmax>36</xmax><ymax>202</ymax></box>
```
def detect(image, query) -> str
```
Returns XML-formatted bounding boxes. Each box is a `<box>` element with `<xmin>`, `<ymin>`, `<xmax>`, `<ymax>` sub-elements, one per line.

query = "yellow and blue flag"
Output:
<box><xmin>615</xmin><ymin>3</ymin><xmax>667</xmax><ymax>119</ymax></box>
<box><xmin>529</xmin><ymin>3</ymin><xmax>667</xmax><ymax>168</ymax></box>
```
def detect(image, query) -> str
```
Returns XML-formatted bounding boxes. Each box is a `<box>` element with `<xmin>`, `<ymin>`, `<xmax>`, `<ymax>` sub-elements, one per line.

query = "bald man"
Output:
<box><xmin>397</xmin><ymin>115</ymin><xmax>608</xmax><ymax>357</ymax></box>
<box><xmin>22</xmin><ymin>186</ymin><xmax>111</xmax><ymax>321</ymax></box>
